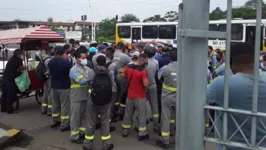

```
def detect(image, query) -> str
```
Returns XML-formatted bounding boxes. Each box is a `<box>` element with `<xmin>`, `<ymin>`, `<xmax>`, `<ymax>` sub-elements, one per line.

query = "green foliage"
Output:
<box><xmin>164</xmin><ymin>11</ymin><xmax>178</xmax><ymax>22</ymax></box>
<box><xmin>120</xmin><ymin>14</ymin><xmax>140</xmax><ymax>23</ymax></box>
<box><xmin>143</xmin><ymin>15</ymin><xmax>166</xmax><ymax>22</ymax></box>
<box><xmin>97</xmin><ymin>18</ymin><xmax>117</xmax><ymax>41</ymax></box>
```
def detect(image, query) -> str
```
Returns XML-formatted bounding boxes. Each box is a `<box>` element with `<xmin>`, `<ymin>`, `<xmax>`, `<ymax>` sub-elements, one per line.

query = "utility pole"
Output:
<box><xmin>81</xmin><ymin>15</ymin><xmax>87</xmax><ymax>41</ymax></box>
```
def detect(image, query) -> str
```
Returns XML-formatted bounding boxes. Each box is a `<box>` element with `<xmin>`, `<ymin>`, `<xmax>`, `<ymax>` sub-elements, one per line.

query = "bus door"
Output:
<box><xmin>132</xmin><ymin>27</ymin><xmax>141</xmax><ymax>43</ymax></box>
<box><xmin>245</xmin><ymin>25</ymin><xmax>263</xmax><ymax>50</ymax></box>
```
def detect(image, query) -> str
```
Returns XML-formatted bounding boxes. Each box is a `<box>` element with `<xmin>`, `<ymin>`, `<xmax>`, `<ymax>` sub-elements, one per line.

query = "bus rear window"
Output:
<box><xmin>209</xmin><ymin>24</ymin><xmax>218</xmax><ymax>40</ymax></box>
<box><xmin>218</xmin><ymin>24</ymin><xmax>243</xmax><ymax>40</ymax></box>
<box><xmin>142</xmin><ymin>25</ymin><xmax>158</xmax><ymax>39</ymax></box>
<box><xmin>118</xmin><ymin>26</ymin><xmax>131</xmax><ymax>38</ymax></box>
<box><xmin>159</xmin><ymin>25</ymin><xmax>176</xmax><ymax>39</ymax></box>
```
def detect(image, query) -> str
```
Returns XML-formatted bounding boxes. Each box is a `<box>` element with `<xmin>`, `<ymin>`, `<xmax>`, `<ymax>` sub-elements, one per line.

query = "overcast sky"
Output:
<box><xmin>0</xmin><ymin>0</ymin><xmax>255</xmax><ymax>22</ymax></box>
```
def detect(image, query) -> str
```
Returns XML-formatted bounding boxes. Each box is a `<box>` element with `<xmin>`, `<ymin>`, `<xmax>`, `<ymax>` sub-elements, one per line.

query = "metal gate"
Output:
<box><xmin>176</xmin><ymin>0</ymin><xmax>265</xmax><ymax>150</ymax></box>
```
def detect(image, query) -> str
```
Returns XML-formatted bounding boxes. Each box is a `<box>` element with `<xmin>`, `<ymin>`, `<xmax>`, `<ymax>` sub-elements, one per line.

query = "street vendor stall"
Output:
<box><xmin>0</xmin><ymin>26</ymin><xmax>63</xmax><ymax>110</ymax></box>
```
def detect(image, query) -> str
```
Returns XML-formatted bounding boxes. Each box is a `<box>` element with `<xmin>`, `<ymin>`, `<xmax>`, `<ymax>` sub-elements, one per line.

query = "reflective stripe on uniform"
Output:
<box><xmin>118</xmin><ymin>68</ymin><xmax>125</xmax><ymax>73</ymax></box>
<box><xmin>120</xmin><ymin>104</ymin><xmax>126</xmax><ymax>107</ymax></box>
<box><xmin>98</xmin><ymin>114</ymin><xmax>101</xmax><ymax>118</ymax></box>
<box><xmin>153</xmin><ymin>114</ymin><xmax>159</xmax><ymax>118</ymax></box>
<box><xmin>161</xmin><ymin>132</ymin><xmax>170</xmax><ymax>136</ymax></box>
<box><xmin>71</xmin><ymin>84</ymin><xmax>87</xmax><ymax>88</ymax></box>
<box><xmin>170</xmin><ymin>120</ymin><xmax>176</xmax><ymax>123</ymax></box>
<box><xmin>213</xmin><ymin>66</ymin><xmax>217</xmax><ymax>69</ymax></box>
<box><xmin>48</xmin><ymin>105</ymin><xmax>52</xmax><ymax>108</ymax></box>
<box><xmin>71</xmin><ymin>130</ymin><xmax>79</xmax><ymax>135</ymax></box>
<box><xmin>205</xmin><ymin>123</ymin><xmax>209</xmax><ymax>128</ymax></box>
<box><xmin>115</xmin><ymin>102</ymin><xmax>120</xmax><ymax>106</ymax></box>
<box><xmin>52</xmin><ymin>113</ymin><xmax>59</xmax><ymax>117</ymax></box>
<box><xmin>139</xmin><ymin>127</ymin><xmax>146</xmax><ymax>131</ymax></box>
<box><xmin>88</xmin><ymin>89</ymin><xmax>92</xmax><ymax>93</ymax></box>
<box><xmin>208</xmin><ymin>80</ymin><xmax>213</xmax><ymax>84</ymax></box>
<box><xmin>85</xmin><ymin>135</ymin><xmax>94</xmax><ymax>140</ymax></box>
<box><xmin>101</xmin><ymin>135</ymin><xmax>111</xmax><ymax>140</ymax></box>
<box><xmin>79</xmin><ymin>127</ymin><xmax>86</xmax><ymax>132</ymax></box>
<box><xmin>61</xmin><ymin>116</ymin><xmax>69</xmax><ymax>120</ymax></box>
<box><xmin>163</xmin><ymin>84</ymin><xmax>177</xmax><ymax>92</ymax></box>
<box><xmin>42</xmin><ymin>103</ymin><xmax>47</xmax><ymax>107</ymax></box>
<box><xmin>75</xmin><ymin>75</ymin><xmax>84</xmax><ymax>83</ymax></box>
<box><xmin>122</xmin><ymin>124</ymin><xmax>131</xmax><ymax>129</ymax></box>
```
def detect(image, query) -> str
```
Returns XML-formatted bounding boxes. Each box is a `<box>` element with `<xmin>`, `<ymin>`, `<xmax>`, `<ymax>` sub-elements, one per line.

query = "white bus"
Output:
<box><xmin>116</xmin><ymin>19</ymin><xmax>266</xmax><ymax>51</ymax></box>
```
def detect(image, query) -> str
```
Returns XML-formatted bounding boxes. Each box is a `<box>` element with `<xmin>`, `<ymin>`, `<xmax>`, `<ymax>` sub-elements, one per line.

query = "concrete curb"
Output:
<box><xmin>0</xmin><ymin>123</ymin><xmax>21</xmax><ymax>150</ymax></box>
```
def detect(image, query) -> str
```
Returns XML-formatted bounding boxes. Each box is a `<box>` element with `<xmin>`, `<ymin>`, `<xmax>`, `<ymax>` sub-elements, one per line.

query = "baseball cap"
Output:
<box><xmin>89</xmin><ymin>47</ymin><xmax>97</xmax><ymax>53</ymax></box>
<box><xmin>98</xmin><ymin>45</ymin><xmax>107</xmax><ymax>51</ymax></box>
<box><xmin>54</xmin><ymin>46</ymin><xmax>65</xmax><ymax>53</ymax></box>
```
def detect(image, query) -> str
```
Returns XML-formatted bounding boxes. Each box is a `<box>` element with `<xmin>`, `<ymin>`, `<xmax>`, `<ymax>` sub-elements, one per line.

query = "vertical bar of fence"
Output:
<box><xmin>251</xmin><ymin>0</ymin><xmax>262</xmax><ymax>148</ymax></box>
<box><xmin>177</xmin><ymin>0</ymin><xmax>209</xmax><ymax>149</ymax></box>
<box><xmin>223</xmin><ymin>0</ymin><xmax>232</xmax><ymax>150</ymax></box>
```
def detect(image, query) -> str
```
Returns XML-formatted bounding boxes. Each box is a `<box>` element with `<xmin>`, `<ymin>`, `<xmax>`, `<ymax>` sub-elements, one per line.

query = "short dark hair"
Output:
<box><xmin>106</xmin><ymin>47</ymin><xmax>115</xmax><ymax>56</ymax></box>
<box><xmin>158</xmin><ymin>46</ymin><xmax>163</xmax><ymax>49</ymax></box>
<box><xmin>170</xmin><ymin>50</ymin><xmax>177</xmax><ymax>61</ymax></box>
<box><xmin>69</xmin><ymin>39</ymin><xmax>75</xmax><ymax>44</ymax></box>
<box><xmin>74</xmin><ymin>41</ymin><xmax>80</xmax><ymax>45</ymax></box>
<box><xmin>54</xmin><ymin>46</ymin><xmax>65</xmax><ymax>55</ymax></box>
<box><xmin>13</xmin><ymin>49</ymin><xmax>22</xmax><ymax>55</ymax></box>
<box><xmin>96</xmin><ymin>55</ymin><xmax>106</xmax><ymax>66</ymax></box>
<box><xmin>63</xmin><ymin>44</ymin><xmax>70</xmax><ymax>50</ymax></box>
<box><xmin>90</xmin><ymin>43</ymin><xmax>98</xmax><ymax>48</ymax></box>
<box><xmin>208</xmin><ymin>46</ymin><xmax>213</xmax><ymax>50</ymax></box>
<box><xmin>76</xmin><ymin>46</ymin><xmax>88</xmax><ymax>58</ymax></box>
<box><xmin>116</xmin><ymin>42</ymin><xmax>125</xmax><ymax>50</ymax></box>
<box><xmin>231</xmin><ymin>43</ymin><xmax>254</xmax><ymax>65</ymax></box>
<box><xmin>138</xmin><ymin>53</ymin><xmax>148</xmax><ymax>60</ymax></box>
<box><xmin>103</xmin><ymin>43</ymin><xmax>109</xmax><ymax>47</ymax></box>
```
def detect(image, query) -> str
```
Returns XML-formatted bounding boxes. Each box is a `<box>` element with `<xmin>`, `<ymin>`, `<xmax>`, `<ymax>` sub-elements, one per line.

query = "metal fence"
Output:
<box><xmin>176</xmin><ymin>0</ymin><xmax>265</xmax><ymax>150</ymax></box>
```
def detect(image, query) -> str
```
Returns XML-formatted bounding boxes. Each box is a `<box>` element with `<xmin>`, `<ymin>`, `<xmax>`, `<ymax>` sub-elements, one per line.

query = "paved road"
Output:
<box><xmin>0</xmin><ymin>97</ymin><xmax>215</xmax><ymax>150</ymax></box>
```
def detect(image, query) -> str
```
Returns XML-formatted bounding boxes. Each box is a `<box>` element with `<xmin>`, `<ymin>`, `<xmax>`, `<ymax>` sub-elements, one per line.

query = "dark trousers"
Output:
<box><xmin>1</xmin><ymin>79</ymin><xmax>17</xmax><ymax>113</ymax></box>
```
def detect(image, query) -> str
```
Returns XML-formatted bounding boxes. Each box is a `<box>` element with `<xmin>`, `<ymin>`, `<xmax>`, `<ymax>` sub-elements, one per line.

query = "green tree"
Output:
<box><xmin>143</xmin><ymin>15</ymin><xmax>166</xmax><ymax>22</ymax></box>
<box><xmin>97</xmin><ymin>18</ymin><xmax>117</xmax><ymax>41</ymax></box>
<box><xmin>209</xmin><ymin>7</ymin><xmax>225</xmax><ymax>20</ymax></box>
<box><xmin>164</xmin><ymin>11</ymin><xmax>178</xmax><ymax>22</ymax></box>
<box><xmin>120</xmin><ymin>14</ymin><xmax>140</xmax><ymax>23</ymax></box>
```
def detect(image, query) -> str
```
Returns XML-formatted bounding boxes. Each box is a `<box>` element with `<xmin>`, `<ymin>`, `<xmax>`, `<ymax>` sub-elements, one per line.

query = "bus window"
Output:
<box><xmin>118</xmin><ymin>26</ymin><xmax>131</xmax><ymax>38</ymax></box>
<box><xmin>142</xmin><ymin>25</ymin><xmax>158</xmax><ymax>39</ymax></box>
<box><xmin>218</xmin><ymin>24</ymin><xmax>243</xmax><ymax>41</ymax></box>
<box><xmin>159</xmin><ymin>25</ymin><xmax>176</xmax><ymax>39</ymax></box>
<box><xmin>209</xmin><ymin>24</ymin><xmax>217</xmax><ymax>40</ymax></box>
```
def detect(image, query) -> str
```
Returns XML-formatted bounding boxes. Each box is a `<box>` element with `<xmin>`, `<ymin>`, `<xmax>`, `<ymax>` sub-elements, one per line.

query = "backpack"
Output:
<box><xmin>105</xmin><ymin>61</ymin><xmax>113</xmax><ymax>69</ymax></box>
<box><xmin>90</xmin><ymin>68</ymin><xmax>112</xmax><ymax>105</ymax></box>
<box><xmin>35</xmin><ymin>57</ymin><xmax>51</xmax><ymax>81</ymax></box>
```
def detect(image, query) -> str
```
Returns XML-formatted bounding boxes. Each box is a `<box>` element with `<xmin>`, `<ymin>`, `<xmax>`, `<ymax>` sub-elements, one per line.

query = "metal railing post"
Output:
<box><xmin>177</xmin><ymin>0</ymin><xmax>209</xmax><ymax>149</ymax></box>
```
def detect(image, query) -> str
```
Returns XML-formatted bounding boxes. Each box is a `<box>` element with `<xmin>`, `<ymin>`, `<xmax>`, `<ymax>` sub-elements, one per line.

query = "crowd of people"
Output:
<box><xmin>1</xmin><ymin>40</ymin><xmax>266</xmax><ymax>150</ymax></box>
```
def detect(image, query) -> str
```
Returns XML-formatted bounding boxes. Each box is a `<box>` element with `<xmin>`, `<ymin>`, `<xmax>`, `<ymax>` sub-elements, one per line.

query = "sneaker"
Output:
<box><xmin>138</xmin><ymin>134</ymin><xmax>150</xmax><ymax>141</ymax></box>
<box><xmin>50</xmin><ymin>121</ymin><xmax>61</xmax><ymax>128</ymax></box>
<box><xmin>103</xmin><ymin>144</ymin><xmax>114</xmax><ymax>150</ymax></box>
<box><xmin>71</xmin><ymin>138</ymin><xmax>84</xmax><ymax>144</ymax></box>
<box><xmin>60</xmin><ymin>126</ymin><xmax>70</xmax><ymax>132</ymax></box>
<box><xmin>110</xmin><ymin>126</ymin><xmax>116</xmax><ymax>132</ymax></box>
<box><xmin>156</xmin><ymin>140</ymin><xmax>170</xmax><ymax>149</ymax></box>
<box><xmin>83</xmin><ymin>146</ymin><xmax>92</xmax><ymax>150</ymax></box>
<box><xmin>122</xmin><ymin>132</ymin><xmax>129</xmax><ymax>137</ymax></box>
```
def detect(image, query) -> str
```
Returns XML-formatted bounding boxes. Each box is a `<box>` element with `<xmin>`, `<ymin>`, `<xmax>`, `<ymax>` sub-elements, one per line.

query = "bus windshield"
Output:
<box><xmin>218</xmin><ymin>24</ymin><xmax>243</xmax><ymax>41</ymax></box>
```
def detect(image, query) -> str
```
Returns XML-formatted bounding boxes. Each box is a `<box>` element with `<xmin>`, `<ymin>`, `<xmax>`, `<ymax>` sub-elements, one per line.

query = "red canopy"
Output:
<box><xmin>0</xmin><ymin>26</ymin><xmax>63</xmax><ymax>45</ymax></box>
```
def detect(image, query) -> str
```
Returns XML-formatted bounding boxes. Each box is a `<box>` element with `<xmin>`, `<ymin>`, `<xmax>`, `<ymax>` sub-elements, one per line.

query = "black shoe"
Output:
<box><xmin>156</xmin><ymin>140</ymin><xmax>170</xmax><ymax>149</ymax></box>
<box><xmin>41</xmin><ymin>111</ymin><xmax>47</xmax><ymax>115</ymax></box>
<box><xmin>111</xmin><ymin>117</ymin><xmax>118</xmax><ymax>123</ymax></box>
<box><xmin>110</xmin><ymin>126</ymin><xmax>116</xmax><ymax>132</ymax></box>
<box><xmin>119</xmin><ymin>115</ymin><xmax>124</xmax><ymax>121</ymax></box>
<box><xmin>96</xmin><ymin>123</ymin><xmax>101</xmax><ymax>130</ymax></box>
<box><xmin>103</xmin><ymin>144</ymin><xmax>114</xmax><ymax>150</ymax></box>
<box><xmin>122</xmin><ymin>132</ymin><xmax>129</xmax><ymax>137</ymax></box>
<box><xmin>154</xmin><ymin>128</ymin><xmax>160</xmax><ymax>133</ymax></box>
<box><xmin>47</xmin><ymin>114</ymin><xmax>51</xmax><ymax>117</ymax></box>
<box><xmin>60</xmin><ymin>126</ymin><xmax>70</xmax><ymax>132</ymax></box>
<box><xmin>79</xmin><ymin>135</ymin><xmax>85</xmax><ymax>139</ymax></box>
<box><xmin>83</xmin><ymin>146</ymin><xmax>92</xmax><ymax>150</ymax></box>
<box><xmin>50</xmin><ymin>122</ymin><xmax>61</xmax><ymax>128</ymax></box>
<box><xmin>1</xmin><ymin>109</ymin><xmax>6</xmax><ymax>113</ymax></box>
<box><xmin>146</xmin><ymin>120</ymin><xmax>150</xmax><ymax>124</ymax></box>
<box><xmin>138</xmin><ymin>134</ymin><xmax>150</xmax><ymax>141</ymax></box>
<box><xmin>134</xmin><ymin>127</ymin><xmax>139</xmax><ymax>132</ymax></box>
<box><xmin>71</xmin><ymin>138</ymin><xmax>84</xmax><ymax>144</ymax></box>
